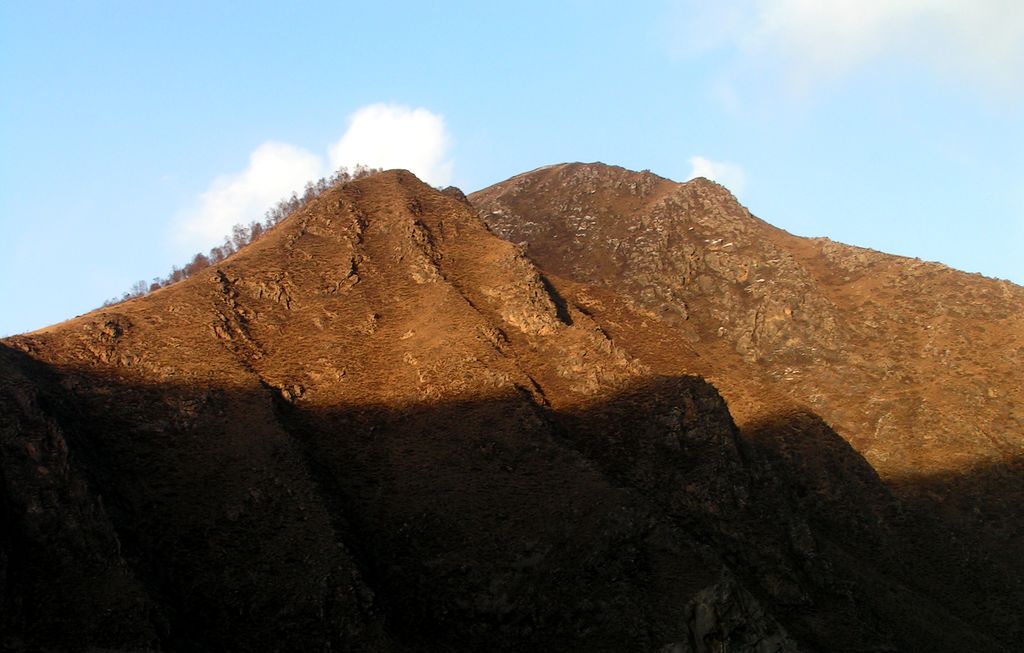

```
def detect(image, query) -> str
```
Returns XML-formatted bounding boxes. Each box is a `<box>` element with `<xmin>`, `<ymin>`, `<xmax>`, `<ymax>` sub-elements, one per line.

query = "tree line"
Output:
<box><xmin>102</xmin><ymin>165</ymin><xmax>382</xmax><ymax>307</ymax></box>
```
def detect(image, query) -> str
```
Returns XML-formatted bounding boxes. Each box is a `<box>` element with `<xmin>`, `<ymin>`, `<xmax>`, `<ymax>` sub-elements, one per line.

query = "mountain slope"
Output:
<box><xmin>471</xmin><ymin>161</ymin><xmax>1024</xmax><ymax>644</ymax></box>
<box><xmin>0</xmin><ymin>168</ymin><xmax>1019</xmax><ymax>651</ymax></box>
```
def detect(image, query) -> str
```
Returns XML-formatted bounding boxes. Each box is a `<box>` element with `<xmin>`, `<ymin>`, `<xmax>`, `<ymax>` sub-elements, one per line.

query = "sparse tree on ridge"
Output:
<box><xmin>101</xmin><ymin>165</ymin><xmax>384</xmax><ymax>308</ymax></box>
<box><xmin>184</xmin><ymin>252</ymin><xmax>210</xmax><ymax>278</ymax></box>
<box><xmin>249</xmin><ymin>221</ymin><xmax>264</xmax><ymax>242</ymax></box>
<box><xmin>129</xmin><ymin>280</ymin><xmax>148</xmax><ymax>297</ymax></box>
<box><xmin>231</xmin><ymin>224</ymin><xmax>249</xmax><ymax>250</ymax></box>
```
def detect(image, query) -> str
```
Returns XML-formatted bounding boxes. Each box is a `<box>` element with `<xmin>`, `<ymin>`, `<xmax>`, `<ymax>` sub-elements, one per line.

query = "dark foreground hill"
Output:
<box><xmin>2</xmin><ymin>167</ymin><xmax>1021</xmax><ymax>651</ymax></box>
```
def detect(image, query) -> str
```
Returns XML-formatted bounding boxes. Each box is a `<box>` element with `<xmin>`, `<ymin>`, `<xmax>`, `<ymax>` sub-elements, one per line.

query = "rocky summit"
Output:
<box><xmin>2</xmin><ymin>165</ymin><xmax>1021</xmax><ymax>651</ymax></box>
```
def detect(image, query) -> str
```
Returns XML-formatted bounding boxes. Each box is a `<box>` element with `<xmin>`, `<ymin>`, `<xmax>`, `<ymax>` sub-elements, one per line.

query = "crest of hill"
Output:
<box><xmin>1</xmin><ymin>165</ymin><xmax>1022</xmax><ymax>651</ymax></box>
<box><xmin>471</xmin><ymin>160</ymin><xmax>1024</xmax><ymax>645</ymax></box>
<box><xmin>471</xmin><ymin>160</ymin><xmax>1024</xmax><ymax>480</ymax></box>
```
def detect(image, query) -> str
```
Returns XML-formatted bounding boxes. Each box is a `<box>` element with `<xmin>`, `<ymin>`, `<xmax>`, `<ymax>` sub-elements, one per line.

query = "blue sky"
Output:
<box><xmin>2</xmin><ymin>1</ymin><xmax>1022</xmax><ymax>336</ymax></box>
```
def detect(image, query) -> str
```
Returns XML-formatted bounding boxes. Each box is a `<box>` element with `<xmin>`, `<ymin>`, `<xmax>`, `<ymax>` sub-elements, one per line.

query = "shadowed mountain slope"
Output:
<box><xmin>472</xmin><ymin>161</ymin><xmax>1024</xmax><ymax>644</ymax></box>
<box><xmin>0</xmin><ymin>169</ymin><xmax>1020</xmax><ymax>651</ymax></box>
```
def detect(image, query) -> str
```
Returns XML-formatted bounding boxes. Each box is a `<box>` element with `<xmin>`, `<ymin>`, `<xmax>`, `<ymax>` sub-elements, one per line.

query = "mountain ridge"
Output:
<box><xmin>1</xmin><ymin>165</ymin><xmax>1021</xmax><ymax>651</ymax></box>
<box><xmin>471</xmin><ymin>161</ymin><xmax>1024</xmax><ymax>645</ymax></box>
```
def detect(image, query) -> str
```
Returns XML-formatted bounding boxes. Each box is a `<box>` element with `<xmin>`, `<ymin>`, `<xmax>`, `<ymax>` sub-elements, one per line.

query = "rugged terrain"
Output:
<box><xmin>1</xmin><ymin>165</ymin><xmax>1021</xmax><ymax>651</ymax></box>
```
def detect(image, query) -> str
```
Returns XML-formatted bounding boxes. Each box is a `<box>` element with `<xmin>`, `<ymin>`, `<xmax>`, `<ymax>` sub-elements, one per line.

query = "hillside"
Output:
<box><xmin>1</xmin><ymin>167</ymin><xmax>1021</xmax><ymax>651</ymax></box>
<box><xmin>472</xmin><ymin>162</ymin><xmax>1024</xmax><ymax>643</ymax></box>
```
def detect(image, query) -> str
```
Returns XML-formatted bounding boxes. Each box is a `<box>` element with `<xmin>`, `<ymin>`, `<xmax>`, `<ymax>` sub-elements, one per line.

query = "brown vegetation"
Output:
<box><xmin>102</xmin><ymin>165</ymin><xmax>383</xmax><ymax>306</ymax></box>
<box><xmin>1</xmin><ymin>165</ymin><xmax>1021</xmax><ymax>651</ymax></box>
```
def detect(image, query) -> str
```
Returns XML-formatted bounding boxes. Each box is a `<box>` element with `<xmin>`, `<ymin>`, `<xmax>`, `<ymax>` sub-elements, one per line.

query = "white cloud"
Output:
<box><xmin>328</xmin><ymin>104</ymin><xmax>453</xmax><ymax>186</ymax></box>
<box><xmin>177</xmin><ymin>142</ymin><xmax>323</xmax><ymax>248</ymax></box>
<box><xmin>677</xmin><ymin>0</ymin><xmax>1024</xmax><ymax>94</ymax></box>
<box><xmin>175</xmin><ymin>103</ymin><xmax>454</xmax><ymax>251</ymax></box>
<box><xmin>688</xmin><ymin>156</ymin><xmax>746</xmax><ymax>194</ymax></box>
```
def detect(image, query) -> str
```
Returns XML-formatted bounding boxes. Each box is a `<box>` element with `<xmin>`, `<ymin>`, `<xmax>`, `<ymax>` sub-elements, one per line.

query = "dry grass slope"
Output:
<box><xmin>0</xmin><ymin>167</ymin><xmax>1020</xmax><ymax>651</ymax></box>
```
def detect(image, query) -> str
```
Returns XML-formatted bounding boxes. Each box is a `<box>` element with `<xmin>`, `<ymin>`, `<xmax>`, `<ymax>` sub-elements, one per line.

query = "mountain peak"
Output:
<box><xmin>2</xmin><ymin>162</ymin><xmax>1021</xmax><ymax>651</ymax></box>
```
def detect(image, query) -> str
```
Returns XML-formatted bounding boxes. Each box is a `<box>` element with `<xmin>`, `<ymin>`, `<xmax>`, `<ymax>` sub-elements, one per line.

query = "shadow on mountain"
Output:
<box><xmin>742</xmin><ymin>410</ymin><xmax>1024</xmax><ymax>649</ymax></box>
<box><xmin>1</xmin><ymin>344</ymin><xmax>1019</xmax><ymax>652</ymax></box>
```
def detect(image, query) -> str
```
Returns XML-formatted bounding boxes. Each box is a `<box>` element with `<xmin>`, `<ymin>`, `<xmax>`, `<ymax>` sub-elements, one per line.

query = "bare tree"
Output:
<box><xmin>184</xmin><ymin>252</ymin><xmax>210</xmax><ymax>278</ymax></box>
<box><xmin>102</xmin><ymin>164</ymin><xmax>386</xmax><ymax>308</ymax></box>
<box><xmin>231</xmin><ymin>224</ymin><xmax>249</xmax><ymax>250</ymax></box>
<box><xmin>129</xmin><ymin>280</ymin><xmax>148</xmax><ymax>297</ymax></box>
<box><xmin>248</xmin><ymin>221</ymin><xmax>264</xmax><ymax>242</ymax></box>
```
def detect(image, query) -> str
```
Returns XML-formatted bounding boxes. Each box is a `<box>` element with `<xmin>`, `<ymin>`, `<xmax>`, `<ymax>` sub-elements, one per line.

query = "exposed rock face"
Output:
<box><xmin>1</xmin><ymin>167</ymin><xmax>1020</xmax><ymax>651</ymax></box>
<box><xmin>670</xmin><ymin>570</ymin><xmax>799</xmax><ymax>653</ymax></box>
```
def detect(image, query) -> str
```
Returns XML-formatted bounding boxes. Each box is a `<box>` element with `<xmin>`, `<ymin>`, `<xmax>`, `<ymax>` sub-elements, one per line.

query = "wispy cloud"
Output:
<box><xmin>673</xmin><ymin>0</ymin><xmax>1024</xmax><ymax>96</ymax></box>
<box><xmin>688</xmin><ymin>156</ymin><xmax>746</xmax><ymax>194</ymax></box>
<box><xmin>175</xmin><ymin>104</ymin><xmax>453</xmax><ymax>251</ymax></box>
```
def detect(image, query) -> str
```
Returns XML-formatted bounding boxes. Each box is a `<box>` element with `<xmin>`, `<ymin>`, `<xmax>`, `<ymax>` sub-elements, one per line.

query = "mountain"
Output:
<box><xmin>471</xmin><ymin>163</ymin><xmax>1024</xmax><ymax>640</ymax></box>
<box><xmin>1</xmin><ymin>166</ymin><xmax>1021</xmax><ymax>651</ymax></box>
